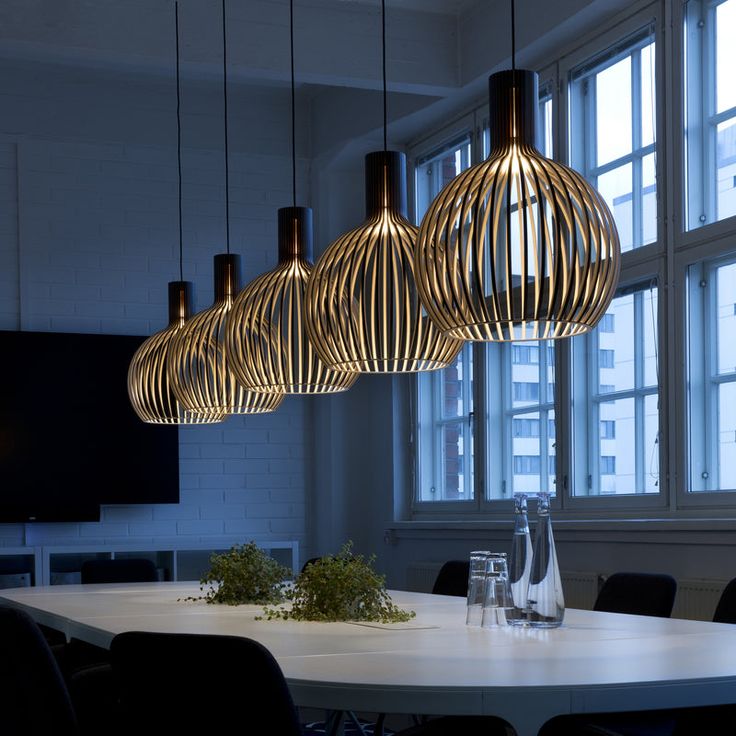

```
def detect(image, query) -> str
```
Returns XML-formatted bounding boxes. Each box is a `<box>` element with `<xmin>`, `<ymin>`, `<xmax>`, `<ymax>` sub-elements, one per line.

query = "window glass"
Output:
<box><xmin>489</xmin><ymin>339</ymin><xmax>556</xmax><ymax>500</ymax></box>
<box><xmin>688</xmin><ymin>257</ymin><xmax>736</xmax><ymax>491</ymax></box>
<box><xmin>573</xmin><ymin>285</ymin><xmax>659</xmax><ymax>496</ymax></box>
<box><xmin>415</xmin><ymin>137</ymin><xmax>474</xmax><ymax>504</ymax></box>
<box><xmin>570</xmin><ymin>31</ymin><xmax>657</xmax><ymax>251</ymax></box>
<box><xmin>685</xmin><ymin>0</ymin><xmax>736</xmax><ymax>228</ymax></box>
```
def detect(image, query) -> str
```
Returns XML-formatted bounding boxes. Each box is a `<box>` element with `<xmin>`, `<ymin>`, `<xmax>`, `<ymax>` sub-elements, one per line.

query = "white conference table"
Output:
<box><xmin>3</xmin><ymin>582</ymin><xmax>736</xmax><ymax>736</ymax></box>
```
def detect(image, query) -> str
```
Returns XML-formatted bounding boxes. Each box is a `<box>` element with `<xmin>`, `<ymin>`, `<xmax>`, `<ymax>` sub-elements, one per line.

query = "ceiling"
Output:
<box><xmin>0</xmin><ymin>0</ymin><xmax>634</xmax><ymax>154</ymax></box>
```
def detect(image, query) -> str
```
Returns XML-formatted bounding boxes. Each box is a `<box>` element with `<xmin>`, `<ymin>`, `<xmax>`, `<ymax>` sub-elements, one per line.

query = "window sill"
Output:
<box><xmin>386</xmin><ymin>517</ymin><xmax>736</xmax><ymax>544</ymax></box>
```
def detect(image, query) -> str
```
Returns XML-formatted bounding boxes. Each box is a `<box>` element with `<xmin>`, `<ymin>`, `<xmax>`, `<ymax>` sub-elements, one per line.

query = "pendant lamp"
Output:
<box><xmin>303</xmin><ymin>1</ymin><xmax>462</xmax><ymax>373</ymax></box>
<box><xmin>127</xmin><ymin>3</ymin><xmax>223</xmax><ymax>425</ymax></box>
<box><xmin>224</xmin><ymin>0</ymin><xmax>356</xmax><ymax>394</ymax></box>
<box><xmin>167</xmin><ymin>0</ymin><xmax>283</xmax><ymax>416</ymax></box>
<box><xmin>414</xmin><ymin>0</ymin><xmax>620</xmax><ymax>342</ymax></box>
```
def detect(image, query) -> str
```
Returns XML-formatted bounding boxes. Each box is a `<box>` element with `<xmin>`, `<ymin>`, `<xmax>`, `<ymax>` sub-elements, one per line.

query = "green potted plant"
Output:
<box><xmin>182</xmin><ymin>541</ymin><xmax>290</xmax><ymax>606</ymax></box>
<box><xmin>262</xmin><ymin>542</ymin><xmax>414</xmax><ymax>623</ymax></box>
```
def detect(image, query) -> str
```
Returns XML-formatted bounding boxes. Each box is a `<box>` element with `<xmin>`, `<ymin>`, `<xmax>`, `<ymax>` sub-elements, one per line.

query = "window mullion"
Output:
<box><xmin>634</xmin><ymin>292</ymin><xmax>646</xmax><ymax>492</ymax></box>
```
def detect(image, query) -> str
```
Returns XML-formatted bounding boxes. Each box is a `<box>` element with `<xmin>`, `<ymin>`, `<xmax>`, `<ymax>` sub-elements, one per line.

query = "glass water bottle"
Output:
<box><xmin>525</xmin><ymin>491</ymin><xmax>564</xmax><ymax>627</ymax></box>
<box><xmin>507</xmin><ymin>492</ymin><xmax>533</xmax><ymax>624</ymax></box>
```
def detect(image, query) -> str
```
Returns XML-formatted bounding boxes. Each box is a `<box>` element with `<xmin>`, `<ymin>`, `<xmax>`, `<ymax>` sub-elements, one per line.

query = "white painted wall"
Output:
<box><xmin>0</xmin><ymin>60</ymin><xmax>311</xmax><ymax>559</ymax></box>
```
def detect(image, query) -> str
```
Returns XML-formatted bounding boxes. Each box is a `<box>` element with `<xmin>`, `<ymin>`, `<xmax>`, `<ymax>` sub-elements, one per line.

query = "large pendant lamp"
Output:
<box><xmin>224</xmin><ymin>0</ymin><xmax>356</xmax><ymax>394</ymax></box>
<box><xmin>128</xmin><ymin>3</ymin><xmax>222</xmax><ymax>425</ymax></box>
<box><xmin>303</xmin><ymin>0</ymin><xmax>463</xmax><ymax>373</ymax></box>
<box><xmin>414</xmin><ymin>0</ymin><xmax>621</xmax><ymax>342</ymax></box>
<box><xmin>167</xmin><ymin>0</ymin><xmax>283</xmax><ymax>416</ymax></box>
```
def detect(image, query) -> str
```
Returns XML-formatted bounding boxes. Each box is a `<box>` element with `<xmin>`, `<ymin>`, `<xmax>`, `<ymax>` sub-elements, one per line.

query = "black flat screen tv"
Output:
<box><xmin>0</xmin><ymin>330</ymin><xmax>179</xmax><ymax>522</ymax></box>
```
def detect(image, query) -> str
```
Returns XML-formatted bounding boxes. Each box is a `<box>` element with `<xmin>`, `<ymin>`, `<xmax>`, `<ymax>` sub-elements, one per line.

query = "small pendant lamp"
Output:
<box><xmin>224</xmin><ymin>0</ymin><xmax>357</xmax><ymax>394</ymax></box>
<box><xmin>414</xmin><ymin>0</ymin><xmax>621</xmax><ymax>342</ymax></box>
<box><xmin>303</xmin><ymin>0</ymin><xmax>462</xmax><ymax>373</ymax></box>
<box><xmin>167</xmin><ymin>0</ymin><xmax>283</xmax><ymax>416</ymax></box>
<box><xmin>128</xmin><ymin>3</ymin><xmax>223</xmax><ymax>425</ymax></box>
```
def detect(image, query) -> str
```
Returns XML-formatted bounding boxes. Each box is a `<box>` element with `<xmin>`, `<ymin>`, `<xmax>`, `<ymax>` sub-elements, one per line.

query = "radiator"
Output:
<box><xmin>672</xmin><ymin>578</ymin><xmax>726</xmax><ymax>621</ymax></box>
<box><xmin>405</xmin><ymin>564</ymin><xmax>725</xmax><ymax>621</ymax></box>
<box><xmin>406</xmin><ymin>563</ymin><xmax>602</xmax><ymax>605</ymax></box>
<box><xmin>561</xmin><ymin>571</ymin><xmax>600</xmax><ymax>610</ymax></box>
<box><xmin>406</xmin><ymin>562</ymin><xmax>444</xmax><ymax>593</ymax></box>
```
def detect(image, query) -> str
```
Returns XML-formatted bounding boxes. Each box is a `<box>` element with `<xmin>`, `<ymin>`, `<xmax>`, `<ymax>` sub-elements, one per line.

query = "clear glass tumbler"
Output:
<box><xmin>466</xmin><ymin>550</ymin><xmax>491</xmax><ymax>626</ymax></box>
<box><xmin>481</xmin><ymin>553</ymin><xmax>513</xmax><ymax>628</ymax></box>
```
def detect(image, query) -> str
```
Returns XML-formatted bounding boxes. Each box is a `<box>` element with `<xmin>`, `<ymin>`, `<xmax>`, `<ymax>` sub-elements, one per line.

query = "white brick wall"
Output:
<box><xmin>0</xmin><ymin>61</ymin><xmax>311</xmax><ymax>559</ymax></box>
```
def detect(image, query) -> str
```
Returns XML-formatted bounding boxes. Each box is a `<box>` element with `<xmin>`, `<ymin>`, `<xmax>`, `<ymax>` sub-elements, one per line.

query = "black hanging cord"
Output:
<box><xmin>222</xmin><ymin>0</ymin><xmax>231</xmax><ymax>254</ymax></box>
<box><xmin>175</xmin><ymin>1</ymin><xmax>183</xmax><ymax>281</ymax></box>
<box><xmin>510</xmin><ymin>0</ymin><xmax>516</xmax><ymax>74</ymax></box>
<box><xmin>290</xmin><ymin>0</ymin><xmax>296</xmax><ymax>207</ymax></box>
<box><xmin>382</xmin><ymin>0</ymin><xmax>387</xmax><ymax>152</ymax></box>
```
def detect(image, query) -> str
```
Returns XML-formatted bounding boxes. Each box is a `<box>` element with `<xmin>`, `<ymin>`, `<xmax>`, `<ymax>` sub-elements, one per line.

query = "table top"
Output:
<box><xmin>3</xmin><ymin>582</ymin><xmax>736</xmax><ymax>736</ymax></box>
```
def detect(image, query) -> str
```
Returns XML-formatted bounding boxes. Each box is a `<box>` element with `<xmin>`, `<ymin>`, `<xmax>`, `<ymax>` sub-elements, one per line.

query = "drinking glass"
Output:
<box><xmin>465</xmin><ymin>550</ymin><xmax>491</xmax><ymax>626</ymax></box>
<box><xmin>481</xmin><ymin>553</ymin><xmax>513</xmax><ymax>628</ymax></box>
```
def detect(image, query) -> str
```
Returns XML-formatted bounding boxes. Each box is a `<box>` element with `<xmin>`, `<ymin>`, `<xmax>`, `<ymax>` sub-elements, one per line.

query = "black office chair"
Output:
<box><xmin>110</xmin><ymin>631</ymin><xmax>301</xmax><ymax>734</ymax></box>
<box><xmin>388</xmin><ymin>563</ymin><xmax>514</xmax><ymax>736</ymax></box>
<box><xmin>59</xmin><ymin>558</ymin><xmax>159</xmax><ymax>682</ymax></box>
<box><xmin>0</xmin><ymin>605</ymin><xmax>79</xmax><ymax>735</ymax></box>
<box><xmin>431</xmin><ymin>560</ymin><xmax>470</xmax><ymax>597</ymax></box>
<box><xmin>540</xmin><ymin>573</ymin><xmax>683</xmax><ymax>736</ymax></box>
<box><xmin>712</xmin><ymin>577</ymin><xmax>736</xmax><ymax>624</ymax></box>
<box><xmin>396</xmin><ymin>717</ymin><xmax>515</xmax><ymax>735</ymax></box>
<box><xmin>80</xmin><ymin>558</ymin><xmax>158</xmax><ymax>584</ymax></box>
<box><xmin>593</xmin><ymin>572</ymin><xmax>677</xmax><ymax>618</ymax></box>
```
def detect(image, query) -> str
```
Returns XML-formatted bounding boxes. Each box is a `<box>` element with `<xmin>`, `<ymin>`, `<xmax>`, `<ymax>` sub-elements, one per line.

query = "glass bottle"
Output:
<box><xmin>525</xmin><ymin>491</ymin><xmax>564</xmax><ymax>627</ymax></box>
<box><xmin>507</xmin><ymin>492</ymin><xmax>533</xmax><ymax>624</ymax></box>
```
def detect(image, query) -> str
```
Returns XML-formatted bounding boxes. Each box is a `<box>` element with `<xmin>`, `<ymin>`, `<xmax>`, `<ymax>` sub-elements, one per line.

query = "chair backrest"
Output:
<box><xmin>713</xmin><ymin>578</ymin><xmax>736</xmax><ymax>624</ymax></box>
<box><xmin>432</xmin><ymin>560</ymin><xmax>470</xmax><ymax>597</ymax></box>
<box><xmin>81</xmin><ymin>558</ymin><xmax>158</xmax><ymax>584</ymax></box>
<box><xmin>594</xmin><ymin>572</ymin><xmax>677</xmax><ymax>618</ymax></box>
<box><xmin>301</xmin><ymin>556</ymin><xmax>321</xmax><ymax>574</ymax></box>
<box><xmin>0</xmin><ymin>606</ymin><xmax>78</xmax><ymax>736</ymax></box>
<box><xmin>110</xmin><ymin>631</ymin><xmax>301</xmax><ymax>734</ymax></box>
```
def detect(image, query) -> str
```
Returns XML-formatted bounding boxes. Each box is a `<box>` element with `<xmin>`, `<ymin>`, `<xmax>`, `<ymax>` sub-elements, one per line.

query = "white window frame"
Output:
<box><xmin>568</xmin><ymin>25</ymin><xmax>658</xmax><ymax>253</ymax></box>
<box><xmin>684</xmin><ymin>0</ymin><xmax>736</xmax><ymax>230</ymax></box>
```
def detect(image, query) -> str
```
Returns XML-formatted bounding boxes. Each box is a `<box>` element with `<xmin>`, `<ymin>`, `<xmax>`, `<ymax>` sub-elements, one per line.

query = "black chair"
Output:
<box><xmin>593</xmin><ymin>572</ymin><xmax>677</xmax><ymax>618</ymax></box>
<box><xmin>713</xmin><ymin>577</ymin><xmax>736</xmax><ymax>624</ymax></box>
<box><xmin>110</xmin><ymin>631</ymin><xmax>301</xmax><ymax>734</ymax></box>
<box><xmin>390</xmin><ymin>563</ymin><xmax>513</xmax><ymax>736</ymax></box>
<box><xmin>396</xmin><ymin>717</ymin><xmax>514</xmax><ymax>735</ymax></box>
<box><xmin>80</xmin><ymin>558</ymin><xmax>158</xmax><ymax>585</ymax></box>
<box><xmin>540</xmin><ymin>573</ymin><xmax>681</xmax><ymax>736</ymax></box>
<box><xmin>0</xmin><ymin>605</ymin><xmax>79</xmax><ymax>735</ymax></box>
<box><xmin>60</xmin><ymin>558</ymin><xmax>159</xmax><ymax>682</ymax></box>
<box><xmin>431</xmin><ymin>560</ymin><xmax>470</xmax><ymax>597</ymax></box>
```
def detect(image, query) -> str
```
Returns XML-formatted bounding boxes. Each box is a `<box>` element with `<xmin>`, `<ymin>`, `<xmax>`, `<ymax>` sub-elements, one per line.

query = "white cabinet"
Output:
<box><xmin>0</xmin><ymin>540</ymin><xmax>299</xmax><ymax>586</ymax></box>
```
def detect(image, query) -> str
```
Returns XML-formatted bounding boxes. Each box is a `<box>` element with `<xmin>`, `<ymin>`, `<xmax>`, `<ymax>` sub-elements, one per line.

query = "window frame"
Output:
<box><xmin>403</xmin><ymin>0</ymin><xmax>736</xmax><ymax>522</ymax></box>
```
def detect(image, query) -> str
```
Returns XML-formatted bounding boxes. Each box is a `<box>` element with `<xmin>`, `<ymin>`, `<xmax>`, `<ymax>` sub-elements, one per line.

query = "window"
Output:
<box><xmin>688</xmin><ymin>257</ymin><xmax>736</xmax><ymax>491</ymax></box>
<box><xmin>487</xmin><ymin>338</ymin><xmax>556</xmax><ymax>500</ymax></box>
<box><xmin>601</xmin><ymin>420</ymin><xmax>616</xmax><ymax>439</ymax></box>
<box><xmin>601</xmin><ymin>456</ymin><xmax>617</xmax><ymax>475</ymax></box>
<box><xmin>569</xmin><ymin>29</ymin><xmax>657</xmax><ymax>251</ymax></box>
<box><xmin>685</xmin><ymin>0</ymin><xmax>736</xmax><ymax>228</ymax></box>
<box><xmin>599</xmin><ymin>350</ymin><xmax>616</xmax><ymax>369</ymax></box>
<box><xmin>416</xmin><ymin>343</ymin><xmax>474</xmax><ymax>502</ymax></box>
<box><xmin>415</xmin><ymin>136</ymin><xmax>472</xmax><ymax>220</ymax></box>
<box><xmin>415</xmin><ymin>136</ymin><xmax>474</xmax><ymax>505</ymax></box>
<box><xmin>514</xmin><ymin>456</ymin><xmax>541</xmax><ymax>475</ymax></box>
<box><xmin>599</xmin><ymin>314</ymin><xmax>616</xmax><ymax>333</ymax></box>
<box><xmin>572</xmin><ymin>284</ymin><xmax>659</xmax><ymax>496</ymax></box>
<box><xmin>411</xmin><ymin>8</ymin><xmax>675</xmax><ymax>518</ymax></box>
